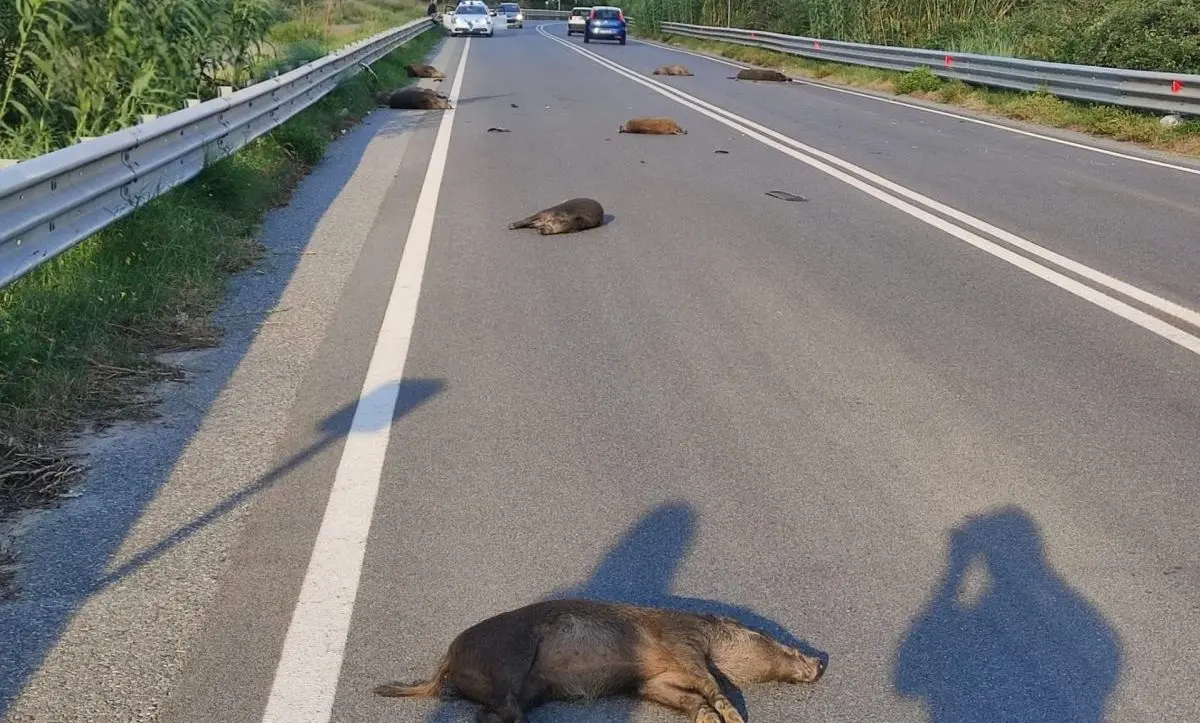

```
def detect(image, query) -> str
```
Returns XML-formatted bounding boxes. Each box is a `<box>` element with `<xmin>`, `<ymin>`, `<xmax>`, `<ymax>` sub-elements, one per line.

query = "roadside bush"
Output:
<box><xmin>894</xmin><ymin>66</ymin><xmax>942</xmax><ymax>95</ymax></box>
<box><xmin>1068</xmin><ymin>0</ymin><xmax>1200</xmax><ymax>73</ymax></box>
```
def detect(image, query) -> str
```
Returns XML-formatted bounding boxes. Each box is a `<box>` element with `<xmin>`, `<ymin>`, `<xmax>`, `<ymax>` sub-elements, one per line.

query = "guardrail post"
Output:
<box><xmin>218</xmin><ymin>86</ymin><xmax>234</xmax><ymax>99</ymax></box>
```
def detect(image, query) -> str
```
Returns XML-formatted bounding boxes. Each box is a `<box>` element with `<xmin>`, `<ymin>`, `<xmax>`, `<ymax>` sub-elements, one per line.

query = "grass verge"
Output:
<box><xmin>0</xmin><ymin>25</ymin><xmax>444</xmax><ymax>515</ymax></box>
<box><xmin>641</xmin><ymin>32</ymin><xmax>1200</xmax><ymax>158</ymax></box>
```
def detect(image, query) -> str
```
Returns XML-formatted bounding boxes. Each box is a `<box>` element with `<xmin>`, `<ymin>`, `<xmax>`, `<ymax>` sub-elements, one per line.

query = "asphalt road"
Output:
<box><xmin>4</xmin><ymin>21</ymin><xmax>1200</xmax><ymax>723</ymax></box>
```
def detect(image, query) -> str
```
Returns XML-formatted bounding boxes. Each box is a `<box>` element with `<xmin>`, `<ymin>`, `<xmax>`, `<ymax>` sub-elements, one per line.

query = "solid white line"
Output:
<box><xmin>258</xmin><ymin>39</ymin><xmax>471</xmax><ymax>723</ymax></box>
<box><xmin>627</xmin><ymin>31</ymin><xmax>1200</xmax><ymax>178</ymax></box>
<box><xmin>537</xmin><ymin>25</ymin><xmax>1200</xmax><ymax>357</ymax></box>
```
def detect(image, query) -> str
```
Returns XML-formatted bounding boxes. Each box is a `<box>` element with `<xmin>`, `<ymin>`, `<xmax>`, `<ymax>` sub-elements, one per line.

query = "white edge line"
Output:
<box><xmin>258</xmin><ymin>38</ymin><xmax>471</xmax><ymax>723</ymax></box>
<box><xmin>628</xmin><ymin>31</ymin><xmax>1200</xmax><ymax>178</ymax></box>
<box><xmin>537</xmin><ymin>24</ymin><xmax>1200</xmax><ymax>357</ymax></box>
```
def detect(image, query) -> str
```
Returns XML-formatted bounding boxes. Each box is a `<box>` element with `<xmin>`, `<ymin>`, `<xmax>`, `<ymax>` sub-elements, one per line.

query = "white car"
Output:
<box><xmin>566</xmin><ymin>6</ymin><xmax>591</xmax><ymax>36</ymax></box>
<box><xmin>450</xmin><ymin>1</ymin><xmax>494</xmax><ymax>36</ymax></box>
<box><xmin>498</xmin><ymin>2</ymin><xmax>523</xmax><ymax>28</ymax></box>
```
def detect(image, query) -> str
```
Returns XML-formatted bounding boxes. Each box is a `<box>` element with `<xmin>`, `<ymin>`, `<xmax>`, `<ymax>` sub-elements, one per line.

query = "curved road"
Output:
<box><xmin>3</xmin><ymin>21</ymin><xmax>1200</xmax><ymax>723</ymax></box>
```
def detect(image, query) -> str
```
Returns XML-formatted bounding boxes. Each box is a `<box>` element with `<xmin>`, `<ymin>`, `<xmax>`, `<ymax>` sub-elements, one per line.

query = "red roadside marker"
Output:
<box><xmin>813</xmin><ymin>40</ymin><xmax>821</xmax><ymax>51</ymax></box>
<box><xmin>944</xmin><ymin>55</ymin><xmax>954</xmax><ymax>67</ymax></box>
<box><xmin>1172</xmin><ymin>79</ymin><xmax>1184</xmax><ymax>93</ymax></box>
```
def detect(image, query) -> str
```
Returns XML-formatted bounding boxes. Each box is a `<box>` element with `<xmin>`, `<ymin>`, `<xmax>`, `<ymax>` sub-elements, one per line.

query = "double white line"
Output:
<box><xmin>537</xmin><ymin>23</ymin><xmax>1200</xmax><ymax>358</ymax></box>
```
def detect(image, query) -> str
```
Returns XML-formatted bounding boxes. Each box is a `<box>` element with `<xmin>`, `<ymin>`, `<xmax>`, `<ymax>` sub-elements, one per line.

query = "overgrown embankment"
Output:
<box><xmin>626</xmin><ymin>0</ymin><xmax>1200</xmax><ymax>73</ymax></box>
<box><xmin>1</xmin><ymin>0</ymin><xmax>424</xmax><ymax>158</ymax></box>
<box><xmin>0</xmin><ymin>2</ymin><xmax>441</xmax><ymax>512</ymax></box>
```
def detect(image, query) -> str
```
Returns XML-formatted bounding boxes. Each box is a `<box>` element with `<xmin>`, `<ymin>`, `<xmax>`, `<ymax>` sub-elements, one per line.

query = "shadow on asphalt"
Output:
<box><xmin>418</xmin><ymin>503</ymin><xmax>1123</xmax><ymax>722</ymax></box>
<box><xmin>0</xmin><ymin>105</ymin><xmax>442</xmax><ymax>716</ymax></box>
<box><xmin>894</xmin><ymin>505</ymin><xmax>1121</xmax><ymax>723</ymax></box>
<box><xmin>91</xmin><ymin>379</ymin><xmax>445</xmax><ymax>592</ymax></box>
<box><xmin>421</xmin><ymin>500</ymin><xmax>827</xmax><ymax>722</ymax></box>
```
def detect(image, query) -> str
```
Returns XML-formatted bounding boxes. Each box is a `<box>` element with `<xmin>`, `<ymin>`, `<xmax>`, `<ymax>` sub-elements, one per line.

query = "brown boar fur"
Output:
<box><xmin>653</xmin><ymin>64</ymin><xmax>694</xmax><ymax>76</ymax></box>
<box><xmin>405</xmin><ymin>63</ymin><xmax>446</xmax><ymax>79</ymax></box>
<box><xmin>507</xmin><ymin>198</ymin><xmax>605</xmax><ymax>235</ymax></box>
<box><xmin>618</xmin><ymin>116</ymin><xmax>688</xmax><ymax>135</ymax></box>
<box><xmin>730</xmin><ymin>68</ymin><xmax>791</xmax><ymax>82</ymax></box>
<box><xmin>373</xmin><ymin>598</ymin><xmax>826</xmax><ymax>723</ymax></box>
<box><xmin>381</xmin><ymin>86</ymin><xmax>453</xmax><ymax>110</ymax></box>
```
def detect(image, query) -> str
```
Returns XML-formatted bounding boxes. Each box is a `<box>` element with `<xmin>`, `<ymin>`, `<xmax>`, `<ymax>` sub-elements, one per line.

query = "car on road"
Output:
<box><xmin>498</xmin><ymin>2</ymin><xmax>524</xmax><ymax>27</ymax></box>
<box><xmin>583</xmin><ymin>5</ymin><xmax>626</xmax><ymax>44</ymax></box>
<box><xmin>566</xmin><ymin>6</ymin><xmax>591</xmax><ymax>36</ymax></box>
<box><xmin>450</xmin><ymin>0</ymin><xmax>494</xmax><ymax>36</ymax></box>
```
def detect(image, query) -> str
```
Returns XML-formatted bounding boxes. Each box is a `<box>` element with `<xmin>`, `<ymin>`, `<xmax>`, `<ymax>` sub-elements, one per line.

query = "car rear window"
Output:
<box><xmin>592</xmin><ymin>7</ymin><xmax>621</xmax><ymax>18</ymax></box>
<box><xmin>457</xmin><ymin>4</ymin><xmax>485</xmax><ymax>13</ymax></box>
<box><xmin>571</xmin><ymin>8</ymin><xmax>590</xmax><ymax>16</ymax></box>
<box><xmin>500</xmin><ymin>3</ymin><xmax>518</xmax><ymax>9</ymax></box>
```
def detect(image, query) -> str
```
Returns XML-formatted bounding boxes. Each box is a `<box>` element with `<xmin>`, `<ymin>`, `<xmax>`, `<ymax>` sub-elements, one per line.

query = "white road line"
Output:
<box><xmin>548</xmin><ymin>27</ymin><xmax>1200</xmax><ymax>330</ymax></box>
<box><xmin>627</xmin><ymin>32</ymin><xmax>1200</xmax><ymax>178</ymax></box>
<box><xmin>258</xmin><ymin>38</ymin><xmax>471</xmax><ymax>723</ymax></box>
<box><xmin>634</xmin><ymin>58</ymin><xmax>1200</xmax><ymax>332</ymax></box>
<box><xmin>537</xmin><ymin>25</ymin><xmax>1200</xmax><ymax>357</ymax></box>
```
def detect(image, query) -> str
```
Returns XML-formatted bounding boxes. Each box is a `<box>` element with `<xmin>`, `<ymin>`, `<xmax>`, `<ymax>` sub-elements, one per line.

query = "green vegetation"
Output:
<box><xmin>892</xmin><ymin>65</ymin><xmax>941</xmax><ymax>95</ymax></box>
<box><xmin>0</xmin><ymin>0</ymin><xmax>425</xmax><ymax>159</ymax></box>
<box><xmin>0</xmin><ymin>14</ymin><xmax>441</xmax><ymax>511</ymax></box>
<box><xmin>626</xmin><ymin>0</ymin><xmax>1200</xmax><ymax>73</ymax></box>
<box><xmin>639</xmin><ymin>32</ymin><xmax>1200</xmax><ymax>158</ymax></box>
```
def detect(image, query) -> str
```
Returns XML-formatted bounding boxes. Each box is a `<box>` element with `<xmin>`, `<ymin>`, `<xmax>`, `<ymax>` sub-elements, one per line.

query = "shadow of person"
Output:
<box><xmin>421</xmin><ymin>500</ymin><xmax>825</xmax><ymax>722</ymax></box>
<box><xmin>894</xmin><ymin>506</ymin><xmax>1121</xmax><ymax>723</ymax></box>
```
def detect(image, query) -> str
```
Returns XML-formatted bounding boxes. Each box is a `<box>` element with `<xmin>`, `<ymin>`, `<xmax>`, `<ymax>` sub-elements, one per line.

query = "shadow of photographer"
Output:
<box><xmin>895</xmin><ymin>505</ymin><xmax>1121</xmax><ymax>723</ymax></box>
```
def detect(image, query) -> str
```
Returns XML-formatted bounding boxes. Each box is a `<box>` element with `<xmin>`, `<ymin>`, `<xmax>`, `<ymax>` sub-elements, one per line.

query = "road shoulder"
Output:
<box><xmin>0</xmin><ymin>37</ymin><xmax>461</xmax><ymax>723</ymax></box>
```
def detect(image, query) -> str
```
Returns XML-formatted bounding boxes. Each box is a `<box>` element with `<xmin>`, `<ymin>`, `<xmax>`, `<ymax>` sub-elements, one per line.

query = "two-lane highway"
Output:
<box><xmin>4</xmin><ymin>21</ymin><xmax>1199</xmax><ymax>723</ymax></box>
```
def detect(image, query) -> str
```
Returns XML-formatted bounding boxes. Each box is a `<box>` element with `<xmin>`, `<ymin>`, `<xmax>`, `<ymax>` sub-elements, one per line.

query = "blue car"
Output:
<box><xmin>583</xmin><ymin>5</ymin><xmax>626</xmax><ymax>45</ymax></box>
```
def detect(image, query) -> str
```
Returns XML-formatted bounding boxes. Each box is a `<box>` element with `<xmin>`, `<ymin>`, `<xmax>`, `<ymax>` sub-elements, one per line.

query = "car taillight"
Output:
<box><xmin>588</xmin><ymin>10</ymin><xmax>595</xmax><ymax>18</ymax></box>
<box><xmin>617</xmin><ymin>10</ymin><xmax>624</xmax><ymax>20</ymax></box>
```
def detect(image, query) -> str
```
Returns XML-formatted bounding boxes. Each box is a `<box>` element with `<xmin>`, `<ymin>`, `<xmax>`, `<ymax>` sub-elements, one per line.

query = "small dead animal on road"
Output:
<box><xmin>618</xmin><ymin>116</ymin><xmax>687</xmax><ymax>135</ymax></box>
<box><xmin>652</xmin><ymin>63</ymin><xmax>694</xmax><ymax>76</ymax></box>
<box><xmin>373</xmin><ymin>598</ymin><xmax>826</xmax><ymax>723</ymax></box>
<box><xmin>507</xmin><ymin>198</ymin><xmax>605</xmax><ymax>235</ymax></box>
<box><xmin>729</xmin><ymin>68</ymin><xmax>790</xmax><ymax>82</ymax></box>
<box><xmin>405</xmin><ymin>63</ymin><xmax>446</xmax><ymax>79</ymax></box>
<box><xmin>380</xmin><ymin>87</ymin><xmax>453</xmax><ymax>110</ymax></box>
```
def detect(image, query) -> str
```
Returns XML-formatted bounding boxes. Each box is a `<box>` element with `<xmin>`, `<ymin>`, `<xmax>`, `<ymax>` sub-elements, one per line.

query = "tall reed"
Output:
<box><xmin>1</xmin><ymin>0</ymin><xmax>286</xmax><ymax>158</ymax></box>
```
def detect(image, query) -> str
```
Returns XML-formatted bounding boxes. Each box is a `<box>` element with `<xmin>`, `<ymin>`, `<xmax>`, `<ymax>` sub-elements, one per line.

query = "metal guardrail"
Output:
<box><xmin>658</xmin><ymin>22</ymin><xmax>1200</xmax><ymax>118</ymax></box>
<box><xmin>0</xmin><ymin>16</ymin><xmax>438</xmax><ymax>291</ymax></box>
<box><xmin>522</xmin><ymin>9</ymin><xmax>570</xmax><ymax>18</ymax></box>
<box><xmin>521</xmin><ymin>9</ymin><xmax>635</xmax><ymax>22</ymax></box>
